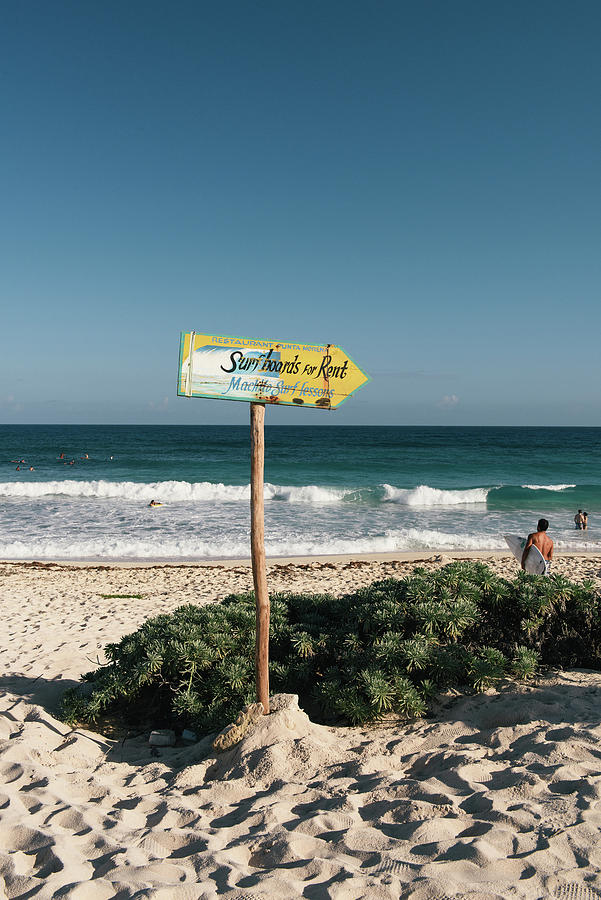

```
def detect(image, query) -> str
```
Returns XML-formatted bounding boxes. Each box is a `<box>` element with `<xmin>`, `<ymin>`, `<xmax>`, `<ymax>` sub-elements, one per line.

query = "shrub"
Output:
<box><xmin>61</xmin><ymin>562</ymin><xmax>601</xmax><ymax>735</ymax></box>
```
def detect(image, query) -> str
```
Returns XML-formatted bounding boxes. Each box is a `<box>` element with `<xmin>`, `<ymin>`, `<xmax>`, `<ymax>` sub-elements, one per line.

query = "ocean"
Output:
<box><xmin>0</xmin><ymin>425</ymin><xmax>599</xmax><ymax>561</ymax></box>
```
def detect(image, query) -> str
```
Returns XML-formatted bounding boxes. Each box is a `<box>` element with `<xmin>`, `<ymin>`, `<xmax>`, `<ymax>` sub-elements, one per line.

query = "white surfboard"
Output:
<box><xmin>504</xmin><ymin>534</ymin><xmax>548</xmax><ymax>575</ymax></box>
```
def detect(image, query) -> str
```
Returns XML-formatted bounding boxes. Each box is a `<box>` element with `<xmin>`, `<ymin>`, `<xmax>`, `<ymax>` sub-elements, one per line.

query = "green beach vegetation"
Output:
<box><xmin>62</xmin><ymin>562</ymin><xmax>601</xmax><ymax>735</ymax></box>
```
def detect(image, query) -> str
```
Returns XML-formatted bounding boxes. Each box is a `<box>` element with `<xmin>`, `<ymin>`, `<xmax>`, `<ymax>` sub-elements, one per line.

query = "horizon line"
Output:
<box><xmin>3</xmin><ymin>423</ymin><xmax>601</xmax><ymax>429</ymax></box>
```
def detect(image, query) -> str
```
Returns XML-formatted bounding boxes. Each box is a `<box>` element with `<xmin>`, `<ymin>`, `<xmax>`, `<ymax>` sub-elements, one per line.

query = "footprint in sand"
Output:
<box><xmin>143</xmin><ymin>804</ymin><xmax>200</xmax><ymax>829</ymax></box>
<box><xmin>366</xmin><ymin>857</ymin><xmax>420</xmax><ymax>877</ymax></box>
<box><xmin>553</xmin><ymin>884</ymin><xmax>601</xmax><ymax>900</ymax></box>
<box><xmin>45</xmin><ymin>807</ymin><xmax>93</xmax><ymax>834</ymax></box>
<box><xmin>455</xmin><ymin>763</ymin><xmax>495</xmax><ymax>784</ymax></box>
<box><xmin>53</xmin><ymin>882</ymin><xmax>119</xmax><ymax>900</ymax></box>
<box><xmin>0</xmin><ymin>762</ymin><xmax>24</xmax><ymax>784</ymax></box>
<box><xmin>289</xmin><ymin>811</ymin><xmax>356</xmax><ymax>838</ymax></box>
<box><xmin>150</xmin><ymin>887</ymin><xmax>213</xmax><ymax>900</ymax></box>
<box><xmin>0</xmin><ymin>823</ymin><xmax>56</xmax><ymax>854</ymax></box>
<box><xmin>137</xmin><ymin>830</ymin><xmax>209</xmax><ymax>860</ymax></box>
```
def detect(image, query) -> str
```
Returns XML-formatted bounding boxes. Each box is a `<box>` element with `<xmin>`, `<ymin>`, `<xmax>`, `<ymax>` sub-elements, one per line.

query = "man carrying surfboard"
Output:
<box><xmin>521</xmin><ymin>519</ymin><xmax>553</xmax><ymax>575</ymax></box>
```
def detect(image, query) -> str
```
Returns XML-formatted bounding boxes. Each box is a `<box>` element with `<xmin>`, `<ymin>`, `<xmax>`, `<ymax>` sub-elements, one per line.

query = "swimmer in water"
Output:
<box><xmin>148</xmin><ymin>500</ymin><xmax>162</xmax><ymax>507</ymax></box>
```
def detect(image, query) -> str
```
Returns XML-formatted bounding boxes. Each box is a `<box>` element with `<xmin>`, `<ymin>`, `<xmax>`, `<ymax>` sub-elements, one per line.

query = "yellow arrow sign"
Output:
<box><xmin>178</xmin><ymin>332</ymin><xmax>369</xmax><ymax>409</ymax></box>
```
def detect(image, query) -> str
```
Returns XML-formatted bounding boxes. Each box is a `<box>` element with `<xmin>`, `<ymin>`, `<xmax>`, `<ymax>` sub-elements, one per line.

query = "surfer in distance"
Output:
<box><xmin>521</xmin><ymin>519</ymin><xmax>553</xmax><ymax>574</ymax></box>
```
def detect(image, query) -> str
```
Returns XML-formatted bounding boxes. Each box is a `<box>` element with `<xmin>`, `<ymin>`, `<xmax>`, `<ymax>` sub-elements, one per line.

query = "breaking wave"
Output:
<box><xmin>0</xmin><ymin>479</ymin><xmax>598</xmax><ymax>513</ymax></box>
<box><xmin>0</xmin><ymin>479</ymin><xmax>487</xmax><ymax>507</ymax></box>
<box><xmin>521</xmin><ymin>484</ymin><xmax>576</xmax><ymax>491</ymax></box>
<box><xmin>0</xmin><ymin>479</ymin><xmax>352</xmax><ymax>504</ymax></box>
<box><xmin>382</xmin><ymin>484</ymin><xmax>490</xmax><ymax>506</ymax></box>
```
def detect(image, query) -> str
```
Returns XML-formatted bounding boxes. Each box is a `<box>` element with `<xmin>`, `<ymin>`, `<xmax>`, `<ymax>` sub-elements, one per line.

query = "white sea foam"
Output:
<box><xmin>521</xmin><ymin>484</ymin><xmax>576</xmax><ymax>491</ymax></box>
<box><xmin>0</xmin><ymin>479</ymin><xmax>249</xmax><ymax>502</ymax></box>
<box><xmin>0</xmin><ymin>528</ymin><xmax>513</xmax><ymax>560</ymax></box>
<box><xmin>554</xmin><ymin>539</ymin><xmax>601</xmax><ymax>551</ymax></box>
<box><xmin>0</xmin><ymin>537</ymin><xmax>248</xmax><ymax>560</ymax></box>
<box><xmin>264</xmin><ymin>484</ymin><xmax>350</xmax><ymax>503</ymax></box>
<box><xmin>382</xmin><ymin>484</ymin><xmax>490</xmax><ymax>506</ymax></box>
<box><xmin>0</xmin><ymin>480</ymin><xmax>350</xmax><ymax>504</ymax></box>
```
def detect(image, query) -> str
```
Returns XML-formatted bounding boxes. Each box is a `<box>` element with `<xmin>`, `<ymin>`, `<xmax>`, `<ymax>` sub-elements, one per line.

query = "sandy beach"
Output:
<box><xmin>3</xmin><ymin>553</ymin><xmax>601</xmax><ymax>898</ymax></box>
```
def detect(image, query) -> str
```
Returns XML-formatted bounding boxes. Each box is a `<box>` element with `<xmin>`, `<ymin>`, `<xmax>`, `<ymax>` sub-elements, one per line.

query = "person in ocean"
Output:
<box><xmin>148</xmin><ymin>499</ymin><xmax>162</xmax><ymax>507</ymax></box>
<box><xmin>574</xmin><ymin>510</ymin><xmax>584</xmax><ymax>529</ymax></box>
<box><xmin>582</xmin><ymin>512</ymin><xmax>588</xmax><ymax>530</ymax></box>
<box><xmin>522</xmin><ymin>519</ymin><xmax>553</xmax><ymax>575</ymax></box>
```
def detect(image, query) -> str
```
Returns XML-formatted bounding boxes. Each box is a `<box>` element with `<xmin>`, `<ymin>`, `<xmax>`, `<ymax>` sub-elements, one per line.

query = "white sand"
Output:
<box><xmin>2</xmin><ymin>555</ymin><xmax>601</xmax><ymax>898</ymax></box>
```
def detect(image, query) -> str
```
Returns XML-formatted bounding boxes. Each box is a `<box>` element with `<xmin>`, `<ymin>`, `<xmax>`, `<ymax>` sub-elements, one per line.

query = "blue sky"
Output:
<box><xmin>2</xmin><ymin>0</ymin><xmax>600</xmax><ymax>425</ymax></box>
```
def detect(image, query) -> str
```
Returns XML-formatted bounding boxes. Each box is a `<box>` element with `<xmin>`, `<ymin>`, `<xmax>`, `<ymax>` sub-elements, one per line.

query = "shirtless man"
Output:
<box><xmin>522</xmin><ymin>518</ymin><xmax>553</xmax><ymax>574</ymax></box>
<box><xmin>574</xmin><ymin>510</ymin><xmax>584</xmax><ymax>530</ymax></box>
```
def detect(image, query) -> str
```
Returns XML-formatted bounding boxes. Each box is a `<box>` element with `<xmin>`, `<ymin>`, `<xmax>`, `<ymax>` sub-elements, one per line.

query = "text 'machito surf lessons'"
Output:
<box><xmin>178</xmin><ymin>332</ymin><xmax>370</xmax><ymax>409</ymax></box>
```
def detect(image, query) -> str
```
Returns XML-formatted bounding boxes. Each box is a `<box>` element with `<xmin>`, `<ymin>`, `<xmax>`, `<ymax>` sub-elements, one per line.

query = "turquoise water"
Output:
<box><xmin>1</xmin><ymin>425</ymin><xmax>599</xmax><ymax>559</ymax></box>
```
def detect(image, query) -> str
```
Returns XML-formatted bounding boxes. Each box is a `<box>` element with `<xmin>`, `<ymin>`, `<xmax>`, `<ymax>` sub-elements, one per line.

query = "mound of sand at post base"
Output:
<box><xmin>4</xmin><ymin>682</ymin><xmax>601</xmax><ymax>899</ymax></box>
<box><xmin>200</xmin><ymin>693</ymin><xmax>339</xmax><ymax>784</ymax></box>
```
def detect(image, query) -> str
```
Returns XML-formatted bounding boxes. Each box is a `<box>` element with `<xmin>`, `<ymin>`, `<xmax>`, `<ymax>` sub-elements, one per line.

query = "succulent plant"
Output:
<box><xmin>60</xmin><ymin>563</ymin><xmax>601</xmax><ymax>735</ymax></box>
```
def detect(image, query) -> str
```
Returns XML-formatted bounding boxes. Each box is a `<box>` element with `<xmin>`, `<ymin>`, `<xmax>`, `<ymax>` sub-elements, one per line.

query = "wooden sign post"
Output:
<box><xmin>178</xmin><ymin>332</ymin><xmax>369</xmax><ymax>717</ymax></box>
<box><xmin>250</xmin><ymin>402</ymin><xmax>270</xmax><ymax>713</ymax></box>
